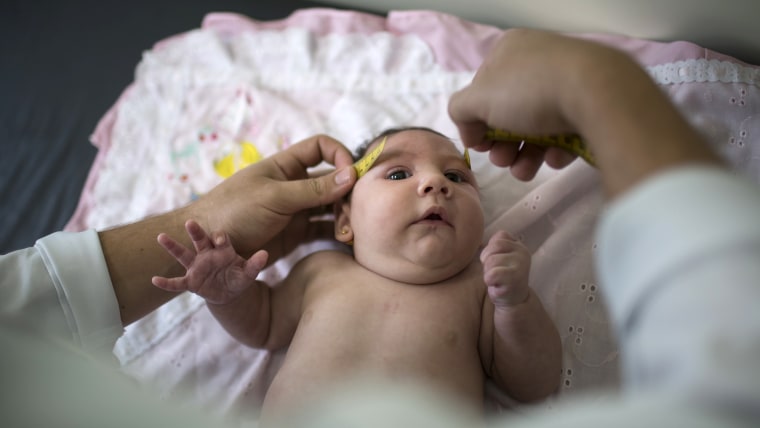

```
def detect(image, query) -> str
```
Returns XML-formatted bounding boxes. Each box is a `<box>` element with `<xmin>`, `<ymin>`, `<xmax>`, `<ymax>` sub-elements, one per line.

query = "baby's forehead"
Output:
<box><xmin>361</xmin><ymin>130</ymin><xmax>464</xmax><ymax>158</ymax></box>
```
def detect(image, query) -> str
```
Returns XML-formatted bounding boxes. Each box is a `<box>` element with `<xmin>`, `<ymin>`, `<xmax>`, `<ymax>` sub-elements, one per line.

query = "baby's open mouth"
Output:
<box><xmin>415</xmin><ymin>208</ymin><xmax>451</xmax><ymax>226</ymax></box>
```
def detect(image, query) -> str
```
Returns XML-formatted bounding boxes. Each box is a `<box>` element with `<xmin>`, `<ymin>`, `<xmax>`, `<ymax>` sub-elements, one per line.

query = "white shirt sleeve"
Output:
<box><xmin>596</xmin><ymin>167</ymin><xmax>760</xmax><ymax>406</ymax></box>
<box><xmin>0</xmin><ymin>229</ymin><xmax>123</xmax><ymax>355</ymax></box>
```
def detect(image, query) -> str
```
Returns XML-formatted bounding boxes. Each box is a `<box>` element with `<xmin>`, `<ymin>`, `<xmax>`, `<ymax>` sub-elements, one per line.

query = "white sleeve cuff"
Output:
<box><xmin>35</xmin><ymin>229</ymin><xmax>124</xmax><ymax>354</ymax></box>
<box><xmin>596</xmin><ymin>167</ymin><xmax>760</xmax><ymax>333</ymax></box>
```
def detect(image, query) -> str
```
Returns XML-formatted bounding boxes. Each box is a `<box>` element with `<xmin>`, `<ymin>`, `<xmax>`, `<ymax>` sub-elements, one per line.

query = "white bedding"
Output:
<box><xmin>64</xmin><ymin>7</ymin><xmax>760</xmax><ymax>423</ymax></box>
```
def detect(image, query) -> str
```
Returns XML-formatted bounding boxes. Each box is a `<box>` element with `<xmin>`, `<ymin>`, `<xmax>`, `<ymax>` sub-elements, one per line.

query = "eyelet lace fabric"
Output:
<box><xmin>647</xmin><ymin>58</ymin><xmax>760</xmax><ymax>86</ymax></box>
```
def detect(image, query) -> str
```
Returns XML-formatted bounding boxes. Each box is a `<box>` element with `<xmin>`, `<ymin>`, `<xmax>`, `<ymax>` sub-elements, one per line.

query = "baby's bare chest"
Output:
<box><xmin>287</xmin><ymin>276</ymin><xmax>485</xmax><ymax>376</ymax></box>
<box><xmin>263</xmin><ymin>274</ymin><xmax>488</xmax><ymax>418</ymax></box>
<box><xmin>261</xmin><ymin>259</ymin><xmax>490</xmax><ymax>420</ymax></box>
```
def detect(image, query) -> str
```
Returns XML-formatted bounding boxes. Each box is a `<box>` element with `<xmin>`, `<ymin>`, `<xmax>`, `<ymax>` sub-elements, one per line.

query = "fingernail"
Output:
<box><xmin>334</xmin><ymin>167</ymin><xmax>351</xmax><ymax>185</ymax></box>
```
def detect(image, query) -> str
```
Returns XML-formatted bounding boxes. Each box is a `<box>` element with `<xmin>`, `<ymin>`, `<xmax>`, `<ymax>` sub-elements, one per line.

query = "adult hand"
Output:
<box><xmin>449</xmin><ymin>29</ymin><xmax>593</xmax><ymax>180</ymax></box>
<box><xmin>448</xmin><ymin>29</ymin><xmax>719</xmax><ymax>190</ymax></box>
<box><xmin>101</xmin><ymin>134</ymin><xmax>356</xmax><ymax>325</ymax></box>
<box><xmin>190</xmin><ymin>134</ymin><xmax>356</xmax><ymax>262</ymax></box>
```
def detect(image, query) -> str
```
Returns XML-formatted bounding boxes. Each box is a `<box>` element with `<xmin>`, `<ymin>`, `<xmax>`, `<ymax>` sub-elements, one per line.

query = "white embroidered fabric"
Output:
<box><xmin>647</xmin><ymin>58</ymin><xmax>760</xmax><ymax>85</ymax></box>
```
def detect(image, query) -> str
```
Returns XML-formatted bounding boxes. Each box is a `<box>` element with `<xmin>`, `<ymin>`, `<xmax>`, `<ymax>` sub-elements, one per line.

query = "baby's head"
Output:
<box><xmin>335</xmin><ymin>127</ymin><xmax>484</xmax><ymax>284</ymax></box>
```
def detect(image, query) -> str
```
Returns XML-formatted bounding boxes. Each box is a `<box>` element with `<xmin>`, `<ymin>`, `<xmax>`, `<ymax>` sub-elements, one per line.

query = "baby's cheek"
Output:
<box><xmin>466</xmin><ymin>224</ymin><xmax>486</xmax><ymax>253</ymax></box>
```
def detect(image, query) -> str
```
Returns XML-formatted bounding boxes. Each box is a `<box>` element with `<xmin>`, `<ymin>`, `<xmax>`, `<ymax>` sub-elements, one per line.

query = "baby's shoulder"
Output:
<box><xmin>293</xmin><ymin>249</ymin><xmax>354</xmax><ymax>273</ymax></box>
<box><xmin>303</xmin><ymin>248</ymin><xmax>353</xmax><ymax>262</ymax></box>
<box><xmin>285</xmin><ymin>250</ymin><xmax>356</xmax><ymax>288</ymax></box>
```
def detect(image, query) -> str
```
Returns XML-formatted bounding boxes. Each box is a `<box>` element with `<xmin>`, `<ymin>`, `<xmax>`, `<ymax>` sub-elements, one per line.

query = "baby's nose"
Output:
<box><xmin>419</xmin><ymin>175</ymin><xmax>450</xmax><ymax>196</ymax></box>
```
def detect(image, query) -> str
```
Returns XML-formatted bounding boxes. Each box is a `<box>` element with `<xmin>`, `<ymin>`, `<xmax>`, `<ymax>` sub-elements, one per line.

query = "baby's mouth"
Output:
<box><xmin>415</xmin><ymin>208</ymin><xmax>452</xmax><ymax>226</ymax></box>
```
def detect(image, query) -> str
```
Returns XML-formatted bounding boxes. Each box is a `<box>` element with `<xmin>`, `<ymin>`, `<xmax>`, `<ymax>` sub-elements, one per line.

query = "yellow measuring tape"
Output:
<box><xmin>352</xmin><ymin>136</ymin><xmax>387</xmax><ymax>178</ymax></box>
<box><xmin>484</xmin><ymin>129</ymin><xmax>597</xmax><ymax>167</ymax></box>
<box><xmin>353</xmin><ymin>128</ymin><xmax>592</xmax><ymax>179</ymax></box>
<box><xmin>352</xmin><ymin>136</ymin><xmax>474</xmax><ymax>179</ymax></box>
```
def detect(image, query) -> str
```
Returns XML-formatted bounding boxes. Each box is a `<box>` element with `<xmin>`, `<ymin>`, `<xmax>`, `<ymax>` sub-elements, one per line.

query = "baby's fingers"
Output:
<box><xmin>480</xmin><ymin>230</ymin><xmax>520</xmax><ymax>263</ymax></box>
<box><xmin>244</xmin><ymin>250</ymin><xmax>269</xmax><ymax>280</ymax></box>
<box><xmin>151</xmin><ymin>275</ymin><xmax>189</xmax><ymax>293</ymax></box>
<box><xmin>185</xmin><ymin>219</ymin><xmax>215</xmax><ymax>253</ymax></box>
<box><xmin>157</xmin><ymin>233</ymin><xmax>196</xmax><ymax>269</ymax></box>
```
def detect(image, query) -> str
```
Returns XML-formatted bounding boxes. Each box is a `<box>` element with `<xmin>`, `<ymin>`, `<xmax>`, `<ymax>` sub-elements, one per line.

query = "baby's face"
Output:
<box><xmin>337</xmin><ymin>129</ymin><xmax>484</xmax><ymax>284</ymax></box>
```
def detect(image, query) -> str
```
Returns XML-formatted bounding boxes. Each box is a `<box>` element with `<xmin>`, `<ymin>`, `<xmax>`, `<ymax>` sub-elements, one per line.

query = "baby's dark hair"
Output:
<box><xmin>353</xmin><ymin>126</ymin><xmax>452</xmax><ymax>161</ymax></box>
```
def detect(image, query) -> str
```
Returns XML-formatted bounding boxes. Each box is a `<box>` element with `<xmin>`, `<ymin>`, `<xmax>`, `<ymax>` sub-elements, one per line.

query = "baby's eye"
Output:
<box><xmin>387</xmin><ymin>170</ymin><xmax>411</xmax><ymax>180</ymax></box>
<box><xmin>445</xmin><ymin>171</ymin><xmax>466</xmax><ymax>183</ymax></box>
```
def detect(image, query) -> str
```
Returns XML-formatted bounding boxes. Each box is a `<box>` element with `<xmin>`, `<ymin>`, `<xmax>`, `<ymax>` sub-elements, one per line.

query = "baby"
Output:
<box><xmin>152</xmin><ymin>127</ymin><xmax>562</xmax><ymax>424</ymax></box>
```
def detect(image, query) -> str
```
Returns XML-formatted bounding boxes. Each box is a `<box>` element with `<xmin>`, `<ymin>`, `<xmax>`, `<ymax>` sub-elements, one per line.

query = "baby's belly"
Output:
<box><xmin>261</xmin><ymin>315</ymin><xmax>485</xmax><ymax>422</ymax></box>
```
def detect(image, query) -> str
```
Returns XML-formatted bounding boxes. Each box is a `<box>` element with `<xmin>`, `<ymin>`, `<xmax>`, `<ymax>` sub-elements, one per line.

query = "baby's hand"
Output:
<box><xmin>481</xmin><ymin>230</ymin><xmax>531</xmax><ymax>307</ymax></box>
<box><xmin>152</xmin><ymin>220</ymin><xmax>269</xmax><ymax>305</ymax></box>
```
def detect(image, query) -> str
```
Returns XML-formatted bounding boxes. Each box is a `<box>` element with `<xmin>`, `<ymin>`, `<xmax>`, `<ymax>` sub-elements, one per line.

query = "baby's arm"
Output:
<box><xmin>151</xmin><ymin>220</ymin><xmax>302</xmax><ymax>350</ymax></box>
<box><xmin>479</xmin><ymin>231</ymin><xmax>562</xmax><ymax>402</ymax></box>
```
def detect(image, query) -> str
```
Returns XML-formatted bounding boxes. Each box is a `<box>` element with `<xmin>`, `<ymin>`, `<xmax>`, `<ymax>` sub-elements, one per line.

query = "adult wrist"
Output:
<box><xmin>181</xmin><ymin>199</ymin><xmax>216</xmax><ymax>241</ymax></box>
<box><xmin>562</xmin><ymin>44</ymin><xmax>721</xmax><ymax>198</ymax></box>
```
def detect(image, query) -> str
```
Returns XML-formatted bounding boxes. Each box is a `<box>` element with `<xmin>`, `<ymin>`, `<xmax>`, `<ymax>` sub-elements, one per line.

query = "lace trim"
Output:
<box><xmin>647</xmin><ymin>59</ymin><xmax>760</xmax><ymax>86</ymax></box>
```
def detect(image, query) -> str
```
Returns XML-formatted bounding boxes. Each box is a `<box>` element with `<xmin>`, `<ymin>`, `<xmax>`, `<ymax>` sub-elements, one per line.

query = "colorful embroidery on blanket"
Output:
<box><xmin>166</xmin><ymin>88</ymin><xmax>268</xmax><ymax>201</ymax></box>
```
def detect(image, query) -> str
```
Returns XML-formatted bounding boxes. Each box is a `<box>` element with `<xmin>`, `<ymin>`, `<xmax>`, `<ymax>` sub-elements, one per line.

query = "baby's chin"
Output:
<box><xmin>359</xmin><ymin>254</ymin><xmax>475</xmax><ymax>285</ymax></box>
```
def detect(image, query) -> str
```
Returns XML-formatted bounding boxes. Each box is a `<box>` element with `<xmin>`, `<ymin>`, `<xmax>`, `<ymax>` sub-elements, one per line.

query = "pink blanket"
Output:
<box><xmin>65</xmin><ymin>8</ymin><xmax>760</xmax><ymax>423</ymax></box>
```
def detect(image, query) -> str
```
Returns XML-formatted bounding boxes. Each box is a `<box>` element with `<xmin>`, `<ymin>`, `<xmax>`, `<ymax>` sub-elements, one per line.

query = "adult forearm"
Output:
<box><xmin>99</xmin><ymin>205</ymin><xmax>197</xmax><ymax>326</ymax></box>
<box><xmin>565</xmin><ymin>46</ymin><xmax>721</xmax><ymax>198</ymax></box>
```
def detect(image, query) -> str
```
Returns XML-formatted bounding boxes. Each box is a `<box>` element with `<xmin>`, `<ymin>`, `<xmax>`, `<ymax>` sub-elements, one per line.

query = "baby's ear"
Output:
<box><xmin>334</xmin><ymin>200</ymin><xmax>354</xmax><ymax>244</ymax></box>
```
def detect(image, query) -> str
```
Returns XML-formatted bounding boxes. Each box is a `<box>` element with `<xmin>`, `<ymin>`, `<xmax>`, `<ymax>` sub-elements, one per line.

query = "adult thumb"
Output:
<box><xmin>274</xmin><ymin>166</ymin><xmax>356</xmax><ymax>212</ymax></box>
